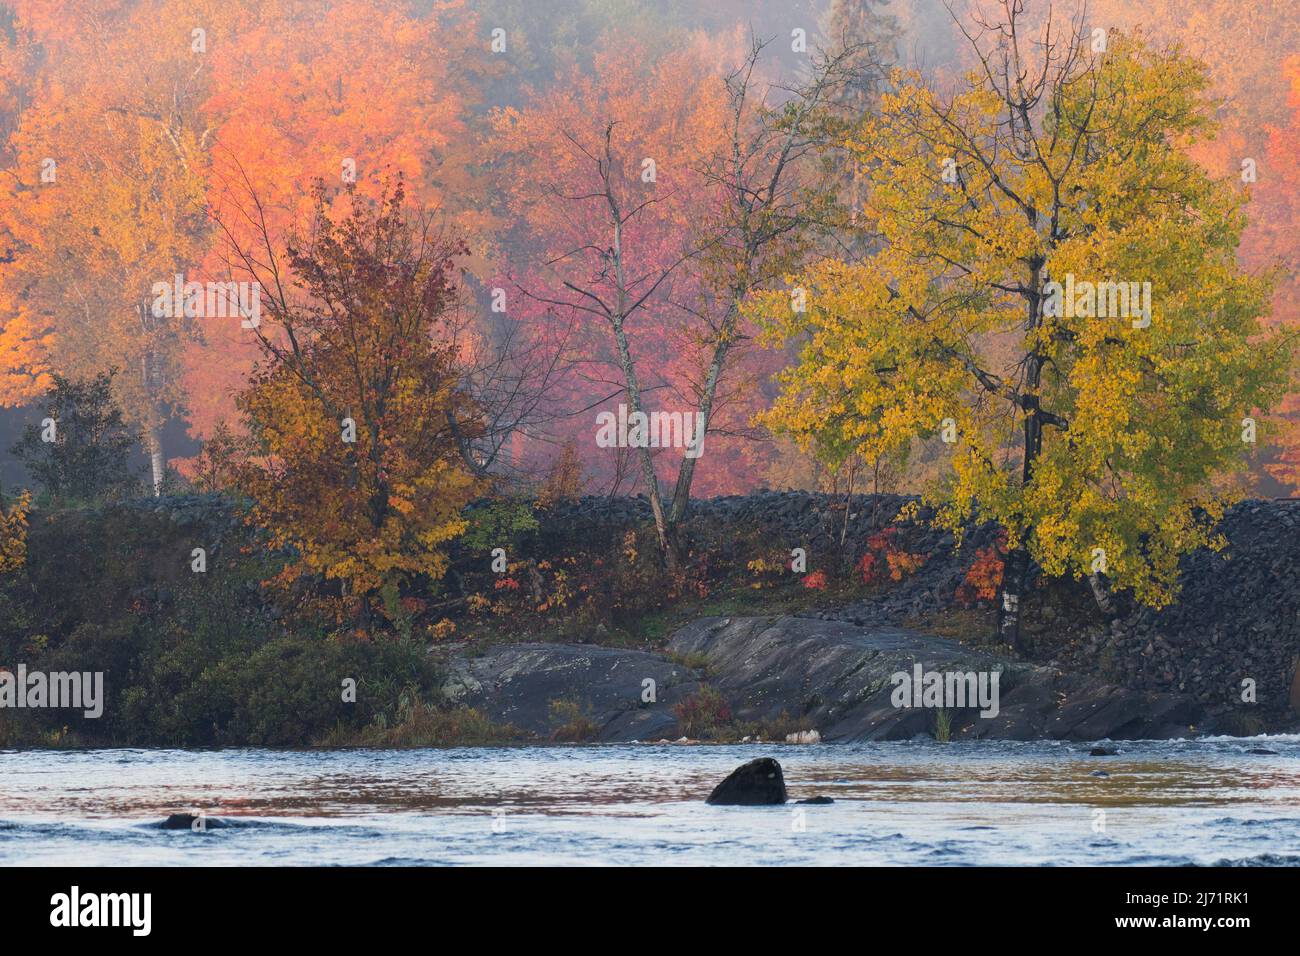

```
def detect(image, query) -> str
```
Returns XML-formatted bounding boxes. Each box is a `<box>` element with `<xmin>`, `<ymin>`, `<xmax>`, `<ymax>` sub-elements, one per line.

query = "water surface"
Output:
<box><xmin>2</xmin><ymin>738</ymin><xmax>1297</xmax><ymax>865</ymax></box>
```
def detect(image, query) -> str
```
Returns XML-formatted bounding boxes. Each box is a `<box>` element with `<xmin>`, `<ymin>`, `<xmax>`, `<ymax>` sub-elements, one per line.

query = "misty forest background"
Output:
<box><xmin>1</xmin><ymin>1</ymin><xmax>1296</xmax><ymax>495</ymax></box>
<box><xmin>0</xmin><ymin>0</ymin><xmax>1298</xmax><ymax>749</ymax></box>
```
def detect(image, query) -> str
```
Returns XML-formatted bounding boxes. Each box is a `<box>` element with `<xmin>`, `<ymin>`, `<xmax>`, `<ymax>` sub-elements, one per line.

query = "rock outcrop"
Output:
<box><xmin>444</xmin><ymin>615</ymin><xmax>1205</xmax><ymax>742</ymax></box>
<box><xmin>442</xmin><ymin>642</ymin><xmax>702</xmax><ymax>741</ymax></box>
<box><xmin>668</xmin><ymin>616</ymin><xmax>1203</xmax><ymax>741</ymax></box>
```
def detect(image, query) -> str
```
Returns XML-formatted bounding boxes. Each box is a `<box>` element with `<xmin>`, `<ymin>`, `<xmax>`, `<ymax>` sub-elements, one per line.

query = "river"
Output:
<box><xmin>2</xmin><ymin>738</ymin><xmax>1297</xmax><ymax>865</ymax></box>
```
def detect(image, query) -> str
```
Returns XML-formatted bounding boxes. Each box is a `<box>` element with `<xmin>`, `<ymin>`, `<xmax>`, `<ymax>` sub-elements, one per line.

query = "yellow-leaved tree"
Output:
<box><xmin>0</xmin><ymin>487</ymin><xmax>31</xmax><ymax>574</ymax></box>
<box><xmin>757</xmin><ymin>10</ymin><xmax>1295</xmax><ymax>653</ymax></box>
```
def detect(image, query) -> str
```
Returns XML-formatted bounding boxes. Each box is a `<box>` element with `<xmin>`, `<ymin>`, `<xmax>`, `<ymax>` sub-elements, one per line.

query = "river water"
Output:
<box><xmin>1</xmin><ymin>738</ymin><xmax>1297</xmax><ymax>866</ymax></box>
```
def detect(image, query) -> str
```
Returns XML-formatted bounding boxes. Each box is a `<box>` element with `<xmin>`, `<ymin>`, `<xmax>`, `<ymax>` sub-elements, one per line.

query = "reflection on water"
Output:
<box><xmin>1</xmin><ymin>738</ymin><xmax>1298</xmax><ymax>865</ymax></box>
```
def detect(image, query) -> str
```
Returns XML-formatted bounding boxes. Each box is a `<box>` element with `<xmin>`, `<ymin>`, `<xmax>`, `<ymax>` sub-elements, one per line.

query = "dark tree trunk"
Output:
<box><xmin>1088</xmin><ymin>571</ymin><xmax>1117</xmax><ymax>617</ymax></box>
<box><xmin>997</xmin><ymin>383</ymin><xmax>1042</xmax><ymax>657</ymax></box>
<box><xmin>996</xmin><ymin>257</ymin><xmax>1047</xmax><ymax>658</ymax></box>
<box><xmin>997</xmin><ymin>546</ymin><xmax>1031</xmax><ymax>655</ymax></box>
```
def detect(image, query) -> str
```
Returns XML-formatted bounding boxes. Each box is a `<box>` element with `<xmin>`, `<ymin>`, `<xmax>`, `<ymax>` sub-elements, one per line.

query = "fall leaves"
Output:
<box><xmin>757</xmin><ymin>22</ymin><xmax>1293</xmax><ymax>643</ymax></box>
<box><xmin>0</xmin><ymin>2</ymin><xmax>221</xmax><ymax>489</ymax></box>
<box><xmin>0</xmin><ymin>0</ymin><xmax>1295</xmax><ymax>634</ymax></box>
<box><xmin>235</xmin><ymin>183</ymin><xmax>483</xmax><ymax>619</ymax></box>
<box><xmin>0</xmin><ymin>485</ymin><xmax>29</xmax><ymax>573</ymax></box>
<box><xmin>0</xmin><ymin>0</ymin><xmax>487</xmax><ymax>485</ymax></box>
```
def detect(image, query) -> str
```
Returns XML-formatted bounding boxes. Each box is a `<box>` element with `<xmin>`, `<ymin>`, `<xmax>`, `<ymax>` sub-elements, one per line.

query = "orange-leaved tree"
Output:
<box><xmin>493</xmin><ymin>33</ymin><xmax>857</xmax><ymax>561</ymax></box>
<box><xmin>0</xmin><ymin>0</ymin><xmax>221</xmax><ymax>491</ymax></box>
<box><xmin>189</xmin><ymin>0</ymin><xmax>487</xmax><ymax>447</ymax></box>
<box><xmin>1253</xmin><ymin>54</ymin><xmax>1300</xmax><ymax>489</ymax></box>
<box><xmin>490</xmin><ymin>38</ymin><xmax>729</xmax><ymax>560</ymax></box>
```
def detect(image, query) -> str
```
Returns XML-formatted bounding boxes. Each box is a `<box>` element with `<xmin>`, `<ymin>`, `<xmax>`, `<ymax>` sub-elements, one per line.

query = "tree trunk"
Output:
<box><xmin>638</xmin><ymin>447</ymin><xmax>676</xmax><ymax>566</ymax></box>
<box><xmin>145</xmin><ymin>425</ymin><xmax>165</xmax><ymax>497</ymax></box>
<box><xmin>638</xmin><ymin>443</ymin><xmax>677</xmax><ymax>567</ymax></box>
<box><xmin>527</xmin><ymin>558</ymin><xmax>545</xmax><ymax>605</ymax></box>
<box><xmin>668</xmin><ymin>334</ymin><xmax>730</xmax><ymax>526</ymax></box>
<box><xmin>839</xmin><ymin>455</ymin><xmax>857</xmax><ymax>565</ymax></box>
<box><xmin>603</xmin><ymin>175</ymin><xmax>679</xmax><ymax>569</ymax></box>
<box><xmin>140</xmin><ymin>348</ymin><xmax>166</xmax><ymax>496</ymax></box>
<box><xmin>996</xmin><ymin>386</ymin><xmax>1043</xmax><ymax>655</ymax></box>
<box><xmin>1088</xmin><ymin>571</ymin><xmax>1116</xmax><ymax>617</ymax></box>
<box><xmin>997</xmin><ymin>546</ymin><xmax>1030</xmax><ymax>655</ymax></box>
<box><xmin>356</xmin><ymin>587</ymin><xmax>373</xmax><ymax>637</ymax></box>
<box><xmin>609</xmin><ymin>315</ymin><xmax>677</xmax><ymax>569</ymax></box>
<box><xmin>996</xmin><ymin>258</ymin><xmax>1047</xmax><ymax>657</ymax></box>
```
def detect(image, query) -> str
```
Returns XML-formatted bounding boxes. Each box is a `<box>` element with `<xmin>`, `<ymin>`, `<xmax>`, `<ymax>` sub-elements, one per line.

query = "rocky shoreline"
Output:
<box><xmin>101</xmin><ymin>492</ymin><xmax>1300</xmax><ymax>734</ymax></box>
<box><xmin>527</xmin><ymin>493</ymin><xmax>1300</xmax><ymax>734</ymax></box>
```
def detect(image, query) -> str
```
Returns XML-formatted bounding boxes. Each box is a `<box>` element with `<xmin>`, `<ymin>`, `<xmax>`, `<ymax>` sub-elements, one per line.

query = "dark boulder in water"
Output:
<box><xmin>796</xmin><ymin>795</ymin><xmax>835</xmax><ymax>805</ymax></box>
<box><xmin>1247</xmin><ymin>748</ymin><xmax>1279</xmax><ymax>755</ymax></box>
<box><xmin>1089</xmin><ymin>746</ymin><xmax>1119</xmax><ymax>756</ymax></box>
<box><xmin>706</xmin><ymin>757</ymin><xmax>787</xmax><ymax>805</ymax></box>
<box><xmin>159</xmin><ymin>813</ymin><xmax>229</xmax><ymax>830</ymax></box>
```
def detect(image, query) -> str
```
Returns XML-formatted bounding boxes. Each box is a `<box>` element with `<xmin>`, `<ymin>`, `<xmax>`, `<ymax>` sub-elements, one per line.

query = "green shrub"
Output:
<box><xmin>548</xmin><ymin>697</ymin><xmax>599</xmax><ymax>742</ymax></box>
<box><xmin>320</xmin><ymin>699</ymin><xmax>524</xmax><ymax>747</ymax></box>
<box><xmin>672</xmin><ymin>684</ymin><xmax>732</xmax><ymax>740</ymax></box>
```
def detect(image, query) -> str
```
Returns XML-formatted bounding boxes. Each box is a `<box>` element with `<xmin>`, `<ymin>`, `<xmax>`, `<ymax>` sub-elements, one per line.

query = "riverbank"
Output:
<box><xmin>1</xmin><ymin>492</ymin><xmax>1297</xmax><ymax>746</ymax></box>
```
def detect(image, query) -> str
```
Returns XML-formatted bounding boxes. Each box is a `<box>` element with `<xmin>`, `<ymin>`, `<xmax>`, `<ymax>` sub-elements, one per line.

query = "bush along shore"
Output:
<box><xmin>0</xmin><ymin>491</ymin><xmax>1297</xmax><ymax>747</ymax></box>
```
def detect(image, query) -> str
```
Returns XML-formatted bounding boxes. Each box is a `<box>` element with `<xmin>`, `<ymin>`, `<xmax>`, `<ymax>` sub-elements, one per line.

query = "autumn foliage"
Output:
<box><xmin>235</xmin><ymin>182</ymin><xmax>482</xmax><ymax>623</ymax></box>
<box><xmin>1</xmin><ymin>0</ymin><xmax>1295</xmax><ymax>500</ymax></box>
<box><xmin>0</xmin><ymin>486</ymin><xmax>29</xmax><ymax>573</ymax></box>
<box><xmin>0</xmin><ymin>0</ymin><xmax>1295</xmax><ymax>637</ymax></box>
<box><xmin>857</xmin><ymin>528</ymin><xmax>925</xmax><ymax>586</ymax></box>
<box><xmin>955</xmin><ymin>533</ymin><xmax>1008</xmax><ymax>608</ymax></box>
<box><xmin>757</xmin><ymin>19</ymin><xmax>1293</xmax><ymax>652</ymax></box>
